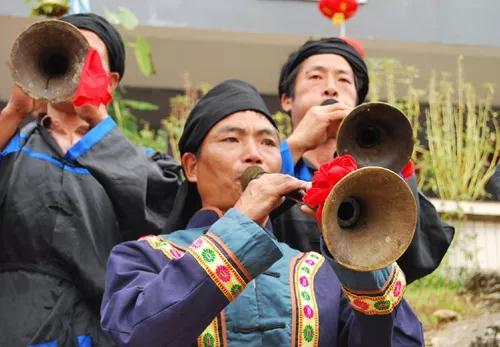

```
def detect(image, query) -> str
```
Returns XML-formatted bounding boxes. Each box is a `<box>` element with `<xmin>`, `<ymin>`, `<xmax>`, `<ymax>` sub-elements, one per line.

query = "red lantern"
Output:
<box><xmin>318</xmin><ymin>0</ymin><xmax>359</xmax><ymax>25</ymax></box>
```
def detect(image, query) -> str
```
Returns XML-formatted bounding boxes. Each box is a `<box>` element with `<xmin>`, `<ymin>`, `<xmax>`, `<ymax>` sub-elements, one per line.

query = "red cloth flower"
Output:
<box><xmin>400</xmin><ymin>160</ymin><xmax>415</xmax><ymax>180</ymax></box>
<box><xmin>304</xmin><ymin>155</ymin><xmax>358</xmax><ymax>222</ymax></box>
<box><xmin>72</xmin><ymin>48</ymin><xmax>112</xmax><ymax>108</ymax></box>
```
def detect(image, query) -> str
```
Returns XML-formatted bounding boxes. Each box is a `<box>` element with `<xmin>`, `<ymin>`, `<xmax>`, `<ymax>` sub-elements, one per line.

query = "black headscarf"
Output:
<box><xmin>164</xmin><ymin>79</ymin><xmax>276</xmax><ymax>232</ymax></box>
<box><xmin>61</xmin><ymin>13</ymin><xmax>126</xmax><ymax>80</ymax></box>
<box><xmin>279</xmin><ymin>37</ymin><xmax>369</xmax><ymax>104</ymax></box>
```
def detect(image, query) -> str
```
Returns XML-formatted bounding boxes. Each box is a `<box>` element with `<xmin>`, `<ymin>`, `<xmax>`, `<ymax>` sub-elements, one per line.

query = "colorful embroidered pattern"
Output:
<box><xmin>141</xmin><ymin>234</ymin><xmax>227</xmax><ymax>346</ymax></box>
<box><xmin>188</xmin><ymin>235</ymin><xmax>247</xmax><ymax>301</ymax></box>
<box><xmin>293</xmin><ymin>252</ymin><xmax>324</xmax><ymax>347</ymax></box>
<box><xmin>140</xmin><ymin>235</ymin><xmax>184</xmax><ymax>260</ymax></box>
<box><xmin>342</xmin><ymin>264</ymin><xmax>406</xmax><ymax>315</ymax></box>
<box><xmin>197</xmin><ymin>316</ymin><xmax>222</xmax><ymax>347</ymax></box>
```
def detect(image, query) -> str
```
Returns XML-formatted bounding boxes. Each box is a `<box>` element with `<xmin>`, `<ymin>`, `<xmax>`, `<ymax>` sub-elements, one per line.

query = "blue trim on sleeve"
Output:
<box><xmin>209</xmin><ymin>208</ymin><xmax>282</xmax><ymax>279</ymax></box>
<box><xmin>28</xmin><ymin>340</ymin><xmax>58</xmax><ymax>347</ymax></box>
<box><xmin>65</xmin><ymin>116</ymin><xmax>116</xmax><ymax>162</ymax></box>
<box><xmin>279</xmin><ymin>140</ymin><xmax>313</xmax><ymax>181</ymax></box>
<box><xmin>280</xmin><ymin>140</ymin><xmax>295</xmax><ymax>176</ymax></box>
<box><xmin>1</xmin><ymin>133</ymin><xmax>22</xmax><ymax>157</ymax></box>
<box><xmin>144</xmin><ymin>147</ymin><xmax>155</xmax><ymax>157</ymax></box>
<box><xmin>22</xmin><ymin>148</ymin><xmax>90</xmax><ymax>175</ymax></box>
<box><xmin>77</xmin><ymin>335</ymin><xmax>92</xmax><ymax>347</ymax></box>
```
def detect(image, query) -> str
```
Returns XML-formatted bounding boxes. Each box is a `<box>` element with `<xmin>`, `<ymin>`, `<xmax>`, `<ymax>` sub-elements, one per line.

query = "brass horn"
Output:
<box><xmin>9</xmin><ymin>20</ymin><xmax>89</xmax><ymax>103</ymax></box>
<box><xmin>321</xmin><ymin>166</ymin><xmax>417</xmax><ymax>272</ymax></box>
<box><xmin>336</xmin><ymin>102</ymin><xmax>414</xmax><ymax>173</ymax></box>
<box><xmin>320</xmin><ymin>102</ymin><xmax>417</xmax><ymax>271</ymax></box>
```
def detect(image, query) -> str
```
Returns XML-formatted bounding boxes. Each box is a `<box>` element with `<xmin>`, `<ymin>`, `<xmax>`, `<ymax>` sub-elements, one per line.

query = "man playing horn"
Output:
<box><xmin>100</xmin><ymin>79</ymin><xmax>424</xmax><ymax>346</ymax></box>
<box><xmin>273</xmin><ymin>37</ymin><xmax>454</xmax><ymax>284</ymax></box>
<box><xmin>0</xmin><ymin>13</ymin><xmax>180</xmax><ymax>346</ymax></box>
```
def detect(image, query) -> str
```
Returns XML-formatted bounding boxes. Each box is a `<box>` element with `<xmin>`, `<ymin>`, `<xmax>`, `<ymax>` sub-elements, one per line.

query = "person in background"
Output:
<box><xmin>273</xmin><ymin>37</ymin><xmax>455</xmax><ymax>284</ymax></box>
<box><xmin>0</xmin><ymin>13</ymin><xmax>180</xmax><ymax>346</ymax></box>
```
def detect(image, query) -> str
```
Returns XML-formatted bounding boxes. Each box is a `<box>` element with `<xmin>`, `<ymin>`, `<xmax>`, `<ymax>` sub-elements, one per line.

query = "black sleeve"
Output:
<box><xmin>397</xmin><ymin>174</ymin><xmax>455</xmax><ymax>283</ymax></box>
<box><xmin>67</xmin><ymin>118</ymin><xmax>181</xmax><ymax>240</ymax></box>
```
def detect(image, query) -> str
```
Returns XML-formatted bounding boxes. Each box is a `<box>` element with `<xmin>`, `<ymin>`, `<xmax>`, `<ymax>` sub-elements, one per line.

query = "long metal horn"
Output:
<box><xmin>336</xmin><ymin>102</ymin><xmax>414</xmax><ymax>173</ymax></box>
<box><xmin>9</xmin><ymin>20</ymin><xmax>89</xmax><ymax>103</ymax></box>
<box><xmin>321</xmin><ymin>167</ymin><xmax>417</xmax><ymax>271</ymax></box>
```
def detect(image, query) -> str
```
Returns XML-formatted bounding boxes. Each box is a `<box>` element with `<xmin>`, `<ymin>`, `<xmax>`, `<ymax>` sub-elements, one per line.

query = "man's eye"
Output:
<box><xmin>262</xmin><ymin>139</ymin><xmax>277</xmax><ymax>147</ymax></box>
<box><xmin>310</xmin><ymin>74</ymin><xmax>322</xmax><ymax>80</ymax></box>
<box><xmin>223</xmin><ymin>137</ymin><xmax>238</xmax><ymax>143</ymax></box>
<box><xmin>339</xmin><ymin>78</ymin><xmax>352</xmax><ymax>84</ymax></box>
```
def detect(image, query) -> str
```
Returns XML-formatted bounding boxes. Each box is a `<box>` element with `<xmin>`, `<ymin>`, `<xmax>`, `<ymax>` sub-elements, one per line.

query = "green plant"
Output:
<box><xmin>366</xmin><ymin>58</ymin><xmax>426</xmax><ymax>159</ymax></box>
<box><xmin>109</xmin><ymin>89</ymin><xmax>167</xmax><ymax>152</ymax></box>
<box><xmin>419</xmin><ymin>57</ymin><xmax>499</xmax><ymax>201</ymax></box>
<box><xmin>25</xmin><ymin>0</ymin><xmax>70</xmax><ymax>17</ymax></box>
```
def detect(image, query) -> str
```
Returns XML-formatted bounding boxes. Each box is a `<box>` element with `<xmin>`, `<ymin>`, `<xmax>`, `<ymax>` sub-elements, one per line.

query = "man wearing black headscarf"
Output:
<box><xmin>0</xmin><ymin>13</ymin><xmax>180</xmax><ymax>346</ymax></box>
<box><xmin>273</xmin><ymin>37</ymin><xmax>454</xmax><ymax>284</ymax></box>
<box><xmin>101</xmin><ymin>79</ymin><xmax>424</xmax><ymax>346</ymax></box>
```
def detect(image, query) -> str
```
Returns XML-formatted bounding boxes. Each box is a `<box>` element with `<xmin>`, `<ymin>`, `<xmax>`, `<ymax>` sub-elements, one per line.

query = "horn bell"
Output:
<box><xmin>9</xmin><ymin>20</ymin><xmax>89</xmax><ymax>103</ymax></box>
<box><xmin>336</xmin><ymin>102</ymin><xmax>414</xmax><ymax>173</ymax></box>
<box><xmin>321</xmin><ymin>167</ymin><xmax>417</xmax><ymax>272</ymax></box>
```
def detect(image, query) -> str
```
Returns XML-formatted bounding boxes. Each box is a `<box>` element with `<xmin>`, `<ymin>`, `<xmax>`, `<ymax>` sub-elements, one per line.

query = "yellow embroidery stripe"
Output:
<box><xmin>343</xmin><ymin>264</ymin><xmax>406</xmax><ymax>315</ymax></box>
<box><xmin>141</xmin><ymin>235</ymin><xmax>227</xmax><ymax>346</ymax></box>
<box><xmin>140</xmin><ymin>235</ymin><xmax>184</xmax><ymax>260</ymax></box>
<box><xmin>197</xmin><ymin>317</ymin><xmax>220</xmax><ymax>347</ymax></box>
<box><xmin>295</xmin><ymin>252</ymin><xmax>324</xmax><ymax>347</ymax></box>
<box><xmin>188</xmin><ymin>236</ymin><xmax>247</xmax><ymax>301</ymax></box>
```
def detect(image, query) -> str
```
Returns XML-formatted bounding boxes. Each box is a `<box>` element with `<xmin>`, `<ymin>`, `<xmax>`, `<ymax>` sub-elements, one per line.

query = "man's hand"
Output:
<box><xmin>287</xmin><ymin>103</ymin><xmax>353</xmax><ymax>164</ymax></box>
<box><xmin>234</xmin><ymin>173</ymin><xmax>308</xmax><ymax>226</ymax></box>
<box><xmin>3</xmin><ymin>84</ymin><xmax>45</xmax><ymax>120</ymax></box>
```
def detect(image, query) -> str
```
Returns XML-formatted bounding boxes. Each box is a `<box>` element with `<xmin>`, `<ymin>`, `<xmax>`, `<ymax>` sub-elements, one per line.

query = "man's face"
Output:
<box><xmin>281</xmin><ymin>54</ymin><xmax>358</xmax><ymax>128</ymax></box>
<box><xmin>182</xmin><ymin>111</ymin><xmax>282</xmax><ymax>212</ymax></box>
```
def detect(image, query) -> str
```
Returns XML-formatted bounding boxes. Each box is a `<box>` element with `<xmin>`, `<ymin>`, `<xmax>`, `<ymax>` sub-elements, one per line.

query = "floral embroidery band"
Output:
<box><xmin>342</xmin><ymin>264</ymin><xmax>406</xmax><ymax>315</ymax></box>
<box><xmin>139</xmin><ymin>235</ymin><xmax>184</xmax><ymax>260</ymax></box>
<box><xmin>140</xmin><ymin>235</ymin><xmax>226</xmax><ymax>346</ymax></box>
<box><xmin>292</xmin><ymin>252</ymin><xmax>324</xmax><ymax>347</ymax></box>
<box><xmin>188</xmin><ymin>235</ymin><xmax>248</xmax><ymax>301</ymax></box>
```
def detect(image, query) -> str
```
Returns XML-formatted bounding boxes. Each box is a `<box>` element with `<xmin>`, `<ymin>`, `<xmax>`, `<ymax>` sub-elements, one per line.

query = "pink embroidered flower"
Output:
<box><xmin>393</xmin><ymin>280</ymin><xmax>402</xmax><ymax>297</ymax></box>
<box><xmin>299</xmin><ymin>276</ymin><xmax>309</xmax><ymax>287</ymax></box>
<box><xmin>353</xmin><ymin>299</ymin><xmax>369</xmax><ymax>311</ymax></box>
<box><xmin>170</xmin><ymin>249</ymin><xmax>182</xmax><ymax>259</ymax></box>
<box><xmin>303</xmin><ymin>305</ymin><xmax>314</xmax><ymax>319</ymax></box>
<box><xmin>305</xmin><ymin>259</ymin><xmax>315</xmax><ymax>266</ymax></box>
<box><xmin>216</xmin><ymin>265</ymin><xmax>231</xmax><ymax>282</ymax></box>
<box><xmin>192</xmin><ymin>239</ymin><xmax>203</xmax><ymax>249</ymax></box>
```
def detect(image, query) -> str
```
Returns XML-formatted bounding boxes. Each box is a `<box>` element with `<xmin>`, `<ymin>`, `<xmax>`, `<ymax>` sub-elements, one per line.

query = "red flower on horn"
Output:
<box><xmin>304</xmin><ymin>155</ymin><xmax>358</xmax><ymax>222</ymax></box>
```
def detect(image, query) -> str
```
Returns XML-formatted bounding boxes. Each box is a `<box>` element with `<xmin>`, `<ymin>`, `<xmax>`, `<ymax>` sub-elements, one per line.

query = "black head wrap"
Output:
<box><xmin>61</xmin><ymin>13</ymin><xmax>125</xmax><ymax>80</ymax></box>
<box><xmin>164</xmin><ymin>79</ymin><xmax>276</xmax><ymax>232</ymax></box>
<box><xmin>278</xmin><ymin>37</ymin><xmax>368</xmax><ymax>104</ymax></box>
<box><xmin>179</xmin><ymin>79</ymin><xmax>276</xmax><ymax>155</ymax></box>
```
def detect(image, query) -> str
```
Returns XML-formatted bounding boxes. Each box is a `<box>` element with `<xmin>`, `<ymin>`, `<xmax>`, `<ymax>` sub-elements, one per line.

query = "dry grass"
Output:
<box><xmin>405</xmin><ymin>270</ymin><xmax>481</xmax><ymax>329</ymax></box>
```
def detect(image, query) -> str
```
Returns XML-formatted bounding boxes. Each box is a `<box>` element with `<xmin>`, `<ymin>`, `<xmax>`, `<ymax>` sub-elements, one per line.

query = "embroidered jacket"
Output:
<box><xmin>101</xmin><ymin>209</ymin><xmax>424</xmax><ymax>346</ymax></box>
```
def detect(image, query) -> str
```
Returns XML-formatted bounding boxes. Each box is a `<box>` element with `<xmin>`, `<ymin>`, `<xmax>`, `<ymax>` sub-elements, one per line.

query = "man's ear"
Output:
<box><xmin>280</xmin><ymin>93</ymin><xmax>292</xmax><ymax>113</ymax></box>
<box><xmin>108</xmin><ymin>72</ymin><xmax>120</xmax><ymax>93</ymax></box>
<box><xmin>181</xmin><ymin>152</ymin><xmax>198</xmax><ymax>183</ymax></box>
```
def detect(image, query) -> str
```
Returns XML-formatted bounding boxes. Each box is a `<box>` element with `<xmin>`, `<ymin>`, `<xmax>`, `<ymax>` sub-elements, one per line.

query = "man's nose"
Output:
<box><xmin>243</xmin><ymin>140</ymin><xmax>263</xmax><ymax>164</ymax></box>
<box><xmin>323</xmin><ymin>77</ymin><xmax>338</xmax><ymax>98</ymax></box>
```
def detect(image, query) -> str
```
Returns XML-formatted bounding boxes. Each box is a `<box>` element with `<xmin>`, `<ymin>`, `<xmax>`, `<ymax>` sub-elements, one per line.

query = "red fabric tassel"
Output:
<box><xmin>304</xmin><ymin>155</ymin><xmax>358</xmax><ymax>222</ymax></box>
<box><xmin>72</xmin><ymin>48</ymin><xmax>112</xmax><ymax>108</ymax></box>
<box><xmin>401</xmin><ymin>160</ymin><xmax>415</xmax><ymax>180</ymax></box>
